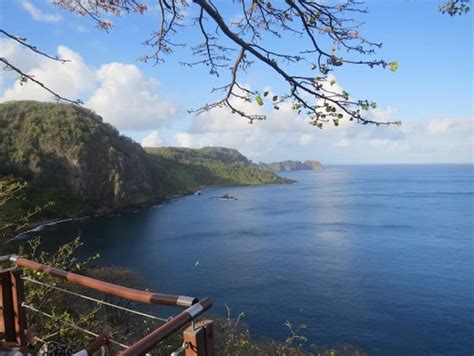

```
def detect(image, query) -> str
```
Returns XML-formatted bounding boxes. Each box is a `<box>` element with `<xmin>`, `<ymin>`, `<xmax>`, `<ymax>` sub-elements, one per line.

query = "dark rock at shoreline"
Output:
<box><xmin>210</xmin><ymin>194</ymin><xmax>238</xmax><ymax>200</ymax></box>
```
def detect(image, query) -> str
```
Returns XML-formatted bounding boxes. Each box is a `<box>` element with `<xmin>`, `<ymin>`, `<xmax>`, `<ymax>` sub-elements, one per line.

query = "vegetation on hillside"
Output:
<box><xmin>146</xmin><ymin>146</ymin><xmax>292</xmax><ymax>190</ymax></box>
<box><xmin>0</xmin><ymin>101</ymin><xmax>289</xmax><ymax>238</ymax></box>
<box><xmin>0</xmin><ymin>101</ymin><xmax>157</xmax><ymax>214</ymax></box>
<box><xmin>17</xmin><ymin>237</ymin><xmax>167</xmax><ymax>354</ymax></box>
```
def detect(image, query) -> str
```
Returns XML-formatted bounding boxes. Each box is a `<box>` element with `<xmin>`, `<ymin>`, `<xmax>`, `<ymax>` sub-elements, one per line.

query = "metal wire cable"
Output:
<box><xmin>21</xmin><ymin>303</ymin><xmax>130</xmax><ymax>349</ymax></box>
<box><xmin>21</xmin><ymin>276</ymin><xmax>170</xmax><ymax>322</ymax></box>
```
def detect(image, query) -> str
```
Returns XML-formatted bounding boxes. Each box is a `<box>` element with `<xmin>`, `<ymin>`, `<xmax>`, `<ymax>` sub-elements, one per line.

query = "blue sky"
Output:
<box><xmin>0</xmin><ymin>0</ymin><xmax>472</xmax><ymax>163</ymax></box>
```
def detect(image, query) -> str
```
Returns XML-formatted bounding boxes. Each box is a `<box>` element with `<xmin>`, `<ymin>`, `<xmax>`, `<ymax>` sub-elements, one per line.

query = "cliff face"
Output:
<box><xmin>0</xmin><ymin>101</ymin><xmax>289</xmax><ymax>218</ymax></box>
<box><xmin>258</xmin><ymin>160</ymin><xmax>323</xmax><ymax>172</ymax></box>
<box><xmin>0</xmin><ymin>101</ymin><xmax>158</xmax><ymax>213</ymax></box>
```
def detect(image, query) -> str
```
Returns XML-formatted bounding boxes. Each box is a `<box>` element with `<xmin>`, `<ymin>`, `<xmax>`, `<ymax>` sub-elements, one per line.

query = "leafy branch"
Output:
<box><xmin>0</xmin><ymin>29</ymin><xmax>82</xmax><ymax>105</ymax></box>
<box><xmin>50</xmin><ymin>0</ymin><xmax>401</xmax><ymax>128</ymax></box>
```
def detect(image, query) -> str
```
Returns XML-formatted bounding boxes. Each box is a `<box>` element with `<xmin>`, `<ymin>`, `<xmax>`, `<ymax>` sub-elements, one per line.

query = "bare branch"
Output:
<box><xmin>0</xmin><ymin>57</ymin><xmax>82</xmax><ymax>105</ymax></box>
<box><xmin>22</xmin><ymin>0</ymin><xmax>403</xmax><ymax>128</ymax></box>
<box><xmin>0</xmin><ymin>29</ymin><xmax>70</xmax><ymax>63</ymax></box>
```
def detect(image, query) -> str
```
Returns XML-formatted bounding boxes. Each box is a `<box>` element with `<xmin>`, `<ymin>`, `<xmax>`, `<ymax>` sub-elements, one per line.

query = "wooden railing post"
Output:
<box><xmin>0</xmin><ymin>269</ymin><xmax>27</xmax><ymax>345</ymax></box>
<box><xmin>11</xmin><ymin>269</ymin><xmax>27</xmax><ymax>345</ymax></box>
<box><xmin>183</xmin><ymin>320</ymin><xmax>215</xmax><ymax>356</ymax></box>
<box><xmin>1</xmin><ymin>269</ymin><xmax>16</xmax><ymax>342</ymax></box>
<box><xmin>0</xmin><ymin>269</ymin><xmax>4</xmax><ymax>336</ymax></box>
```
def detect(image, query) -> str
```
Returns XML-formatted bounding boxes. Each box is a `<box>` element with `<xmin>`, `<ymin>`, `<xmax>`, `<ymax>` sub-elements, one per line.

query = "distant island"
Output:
<box><xmin>0</xmin><ymin>101</ymin><xmax>293</xmax><ymax>237</ymax></box>
<box><xmin>258</xmin><ymin>160</ymin><xmax>323</xmax><ymax>172</ymax></box>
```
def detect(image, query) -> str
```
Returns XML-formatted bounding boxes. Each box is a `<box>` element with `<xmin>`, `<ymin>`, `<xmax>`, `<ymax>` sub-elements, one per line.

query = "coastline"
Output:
<box><xmin>7</xmin><ymin>179</ymin><xmax>295</xmax><ymax>242</ymax></box>
<box><xmin>8</xmin><ymin>216</ymin><xmax>90</xmax><ymax>242</ymax></box>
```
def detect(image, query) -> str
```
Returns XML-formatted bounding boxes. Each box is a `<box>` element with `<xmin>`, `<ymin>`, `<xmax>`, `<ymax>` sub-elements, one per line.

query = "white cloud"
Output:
<box><xmin>299</xmin><ymin>134</ymin><xmax>313</xmax><ymax>145</ymax></box>
<box><xmin>426</xmin><ymin>119</ymin><xmax>455</xmax><ymax>135</ymax></box>
<box><xmin>175</xmin><ymin>83</ymin><xmax>406</xmax><ymax>161</ymax></box>
<box><xmin>369</xmin><ymin>138</ymin><xmax>410</xmax><ymax>151</ymax></box>
<box><xmin>0</xmin><ymin>39</ymin><xmax>42</xmax><ymax>73</ymax></box>
<box><xmin>141</xmin><ymin>130</ymin><xmax>163</xmax><ymax>147</ymax></box>
<box><xmin>176</xmin><ymin>87</ymin><xmax>474</xmax><ymax>163</ymax></box>
<box><xmin>174</xmin><ymin>87</ymin><xmax>320</xmax><ymax>159</ymax></box>
<box><xmin>1</xmin><ymin>41</ymin><xmax>472</xmax><ymax>164</ymax></box>
<box><xmin>334</xmin><ymin>138</ymin><xmax>351</xmax><ymax>148</ymax></box>
<box><xmin>75</xmin><ymin>25</ymin><xmax>89</xmax><ymax>33</ymax></box>
<box><xmin>189</xmin><ymin>86</ymin><xmax>329</xmax><ymax>134</ymax></box>
<box><xmin>0</xmin><ymin>39</ymin><xmax>44</xmax><ymax>88</ymax></box>
<box><xmin>86</xmin><ymin>63</ymin><xmax>180</xmax><ymax>130</ymax></box>
<box><xmin>176</xmin><ymin>132</ymin><xmax>192</xmax><ymax>147</ymax></box>
<box><xmin>1</xmin><ymin>42</ymin><xmax>180</xmax><ymax>131</ymax></box>
<box><xmin>366</xmin><ymin>107</ymin><xmax>397</xmax><ymax>123</ymax></box>
<box><xmin>1</xmin><ymin>45</ymin><xmax>96</xmax><ymax>102</ymax></box>
<box><xmin>21</xmin><ymin>1</ymin><xmax>62</xmax><ymax>23</ymax></box>
<box><xmin>425</xmin><ymin>118</ymin><xmax>472</xmax><ymax>136</ymax></box>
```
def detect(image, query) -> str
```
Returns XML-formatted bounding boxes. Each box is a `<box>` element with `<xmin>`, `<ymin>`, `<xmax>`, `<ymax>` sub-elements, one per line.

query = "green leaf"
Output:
<box><xmin>256</xmin><ymin>96</ymin><xmax>264</xmax><ymax>106</ymax></box>
<box><xmin>388</xmin><ymin>60</ymin><xmax>398</xmax><ymax>72</ymax></box>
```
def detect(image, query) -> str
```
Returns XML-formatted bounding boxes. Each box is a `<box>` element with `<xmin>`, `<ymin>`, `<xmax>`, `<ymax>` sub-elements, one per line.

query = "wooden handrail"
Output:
<box><xmin>120</xmin><ymin>298</ymin><xmax>212</xmax><ymax>356</ymax></box>
<box><xmin>2</xmin><ymin>255</ymin><xmax>214</xmax><ymax>355</ymax></box>
<box><xmin>9</xmin><ymin>256</ymin><xmax>197</xmax><ymax>307</ymax></box>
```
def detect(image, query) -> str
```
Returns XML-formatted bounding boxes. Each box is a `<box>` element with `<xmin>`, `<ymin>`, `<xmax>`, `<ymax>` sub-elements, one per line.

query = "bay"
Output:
<box><xmin>31</xmin><ymin>165</ymin><xmax>474</xmax><ymax>355</ymax></box>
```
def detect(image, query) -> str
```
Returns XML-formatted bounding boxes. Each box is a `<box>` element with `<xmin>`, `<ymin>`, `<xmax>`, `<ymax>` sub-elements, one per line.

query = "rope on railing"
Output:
<box><xmin>21</xmin><ymin>276</ymin><xmax>170</xmax><ymax>322</ymax></box>
<box><xmin>21</xmin><ymin>303</ymin><xmax>130</xmax><ymax>349</ymax></box>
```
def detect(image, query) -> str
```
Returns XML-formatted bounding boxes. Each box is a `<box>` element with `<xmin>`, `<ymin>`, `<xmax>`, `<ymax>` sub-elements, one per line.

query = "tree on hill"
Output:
<box><xmin>0</xmin><ymin>0</ymin><xmax>468</xmax><ymax>128</ymax></box>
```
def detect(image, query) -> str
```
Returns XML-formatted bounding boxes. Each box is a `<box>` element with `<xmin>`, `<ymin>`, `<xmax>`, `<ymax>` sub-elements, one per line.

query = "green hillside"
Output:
<box><xmin>146</xmin><ymin>146</ymin><xmax>290</xmax><ymax>189</ymax></box>
<box><xmin>0</xmin><ymin>101</ymin><xmax>290</xmax><ymax>237</ymax></box>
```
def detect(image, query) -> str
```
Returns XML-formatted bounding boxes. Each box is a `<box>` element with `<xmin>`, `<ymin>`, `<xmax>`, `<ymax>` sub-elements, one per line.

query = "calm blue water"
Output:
<box><xmin>33</xmin><ymin>165</ymin><xmax>473</xmax><ymax>355</ymax></box>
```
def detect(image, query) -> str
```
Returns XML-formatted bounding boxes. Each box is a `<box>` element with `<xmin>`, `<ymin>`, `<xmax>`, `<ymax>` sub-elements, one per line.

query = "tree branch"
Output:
<box><xmin>0</xmin><ymin>57</ymin><xmax>82</xmax><ymax>105</ymax></box>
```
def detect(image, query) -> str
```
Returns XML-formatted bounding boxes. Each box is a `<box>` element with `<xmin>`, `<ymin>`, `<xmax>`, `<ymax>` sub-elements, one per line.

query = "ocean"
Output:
<box><xmin>31</xmin><ymin>165</ymin><xmax>474</xmax><ymax>354</ymax></box>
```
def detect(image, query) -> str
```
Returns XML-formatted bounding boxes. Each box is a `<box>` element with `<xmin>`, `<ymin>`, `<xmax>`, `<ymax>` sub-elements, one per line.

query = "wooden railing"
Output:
<box><xmin>0</xmin><ymin>255</ymin><xmax>214</xmax><ymax>356</ymax></box>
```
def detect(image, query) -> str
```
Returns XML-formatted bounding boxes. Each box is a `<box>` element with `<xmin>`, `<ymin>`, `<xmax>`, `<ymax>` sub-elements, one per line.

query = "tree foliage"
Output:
<box><xmin>439</xmin><ymin>0</ymin><xmax>471</xmax><ymax>15</ymax></box>
<box><xmin>1</xmin><ymin>0</ymin><xmax>404</xmax><ymax>129</ymax></box>
<box><xmin>1</xmin><ymin>1</ymin><xmax>468</xmax><ymax>128</ymax></box>
<box><xmin>54</xmin><ymin>0</ymin><xmax>402</xmax><ymax>128</ymax></box>
<box><xmin>0</xmin><ymin>179</ymin><xmax>53</xmax><ymax>239</ymax></box>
